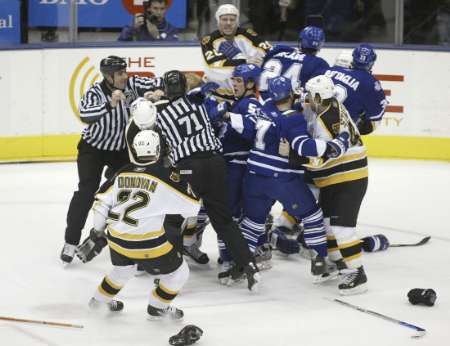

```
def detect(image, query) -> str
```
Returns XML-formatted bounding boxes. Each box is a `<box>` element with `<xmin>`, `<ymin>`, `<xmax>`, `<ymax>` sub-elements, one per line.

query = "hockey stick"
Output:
<box><xmin>0</xmin><ymin>316</ymin><xmax>84</xmax><ymax>329</ymax></box>
<box><xmin>330</xmin><ymin>299</ymin><xmax>426</xmax><ymax>338</ymax></box>
<box><xmin>390</xmin><ymin>236</ymin><xmax>431</xmax><ymax>247</ymax></box>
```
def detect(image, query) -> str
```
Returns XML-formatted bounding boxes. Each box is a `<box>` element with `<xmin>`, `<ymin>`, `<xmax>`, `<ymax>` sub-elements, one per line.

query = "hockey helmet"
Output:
<box><xmin>163</xmin><ymin>70</ymin><xmax>187</xmax><ymax>100</ymax></box>
<box><xmin>215</xmin><ymin>4</ymin><xmax>239</xmax><ymax>23</ymax></box>
<box><xmin>130</xmin><ymin>97</ymin><xmax>157</xmax><ymax>130</ymax></box>
<box><xmin>130</xmin><ymin>129</ymin><xmax>161</xmax><ymax>166</ymax></box>
<box><xmin>268</xmin><ymin>76</ymin><xmax>293</xmax><ymax>102</ymax></box>
<box><xmin>352</xmin><ymin>44</ymin><xmax>377</xmax><ymax>71</ymax></box>
<box><xmin>334</xmin><ymin>51</ymin><xmax>353</xmax><ymax>68</ymax></box>
<box><xmin>299</xmin><ymin>26</ymin><xmax>325</xmax><ymax>50</ymax></box>
<box><xmin>232</xmin><ymin>63</ymin><xmax>261</xmax><ymax>85</ymax></box>
<box><xmin>100</xmin><ymin>56</ymin><xmax>127</xmax><ymax>76</ymax></box>
<box><xmin>305</xmin><ymin>75</ymin><xmax>335</xmax><ymax>101</ymax></box>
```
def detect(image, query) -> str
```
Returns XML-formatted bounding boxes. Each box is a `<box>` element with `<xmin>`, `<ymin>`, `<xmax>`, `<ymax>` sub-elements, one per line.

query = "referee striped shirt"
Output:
<box><xmin>157</xmin><ymin>96</ymin><xmax>222</xmax><ymax>165</ymax></box>
<box><xmin>79</xmin><ymin>76</ymin><xmax>162</xmax><ymax>151</ymax></box>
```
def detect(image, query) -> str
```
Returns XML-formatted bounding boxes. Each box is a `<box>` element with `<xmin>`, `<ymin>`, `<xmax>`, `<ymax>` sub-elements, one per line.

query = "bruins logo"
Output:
<box><xmin>202</xmin><ymin>35</ymin><xmax>211</xmax><ymax>45</ymax></box>
<box><xmin>170</xmin><ymin>171</ymin><xmax>180</xmax><ymax>182</ymax></box>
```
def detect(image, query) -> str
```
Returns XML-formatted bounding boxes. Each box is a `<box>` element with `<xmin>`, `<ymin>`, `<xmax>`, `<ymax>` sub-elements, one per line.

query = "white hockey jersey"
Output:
<box><xmin>93</xmin><ymin>164</ymin><xmax>200</xmax><ymax>260</ymax></box>
<box><xmin>303</xmin><ymin>101</ymin><xmax>368</xmax><ymax>187</ymax></box>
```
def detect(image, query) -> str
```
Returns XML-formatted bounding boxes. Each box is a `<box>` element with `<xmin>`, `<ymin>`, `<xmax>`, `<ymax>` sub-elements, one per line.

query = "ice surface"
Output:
<box><xmin>1</xmin><ymin>159</ymin><xmax>449</xmax><ymax>346</ymax></box>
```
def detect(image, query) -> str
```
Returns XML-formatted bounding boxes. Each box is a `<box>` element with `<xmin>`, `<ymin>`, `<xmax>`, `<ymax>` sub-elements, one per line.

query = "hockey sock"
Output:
<box><xmin>301</xmin><ymin>207</ymin><xmax>327</xmax><ymax>257</ymax></box>
<box><xmin>240</xmin><ymin>217</ymin><xmax>266</xmax><ymax>253</ymax></box>
<box><xmin>332</xmin><ymin>225</ymin><xmax>363</xmax><ymax>269</ymax></box>
<box><xmin>324</xmin><ymin>218</ymin><xmax>344</xmax><ymax>262</ymax></box>
<box><xmin>94</xmin><ymin>265</ymin><xmax>135</xmax><ymax>302</ymax></box>
<box><xmin>149</xmin><ymin>260</ymin><xmax>189</xmax><ymax>309</ymax></box>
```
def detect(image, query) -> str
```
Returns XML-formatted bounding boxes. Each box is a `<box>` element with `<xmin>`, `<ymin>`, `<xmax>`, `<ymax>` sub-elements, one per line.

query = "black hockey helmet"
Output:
<box><xmin>163</xmin><ymin>70</ymin><xmax>187</xmax><ymax>100</ymax></box>
<box><xmin>100</xmin><ymin>56</ymin><xmax>127</xmax><ymax>76</ymax></box>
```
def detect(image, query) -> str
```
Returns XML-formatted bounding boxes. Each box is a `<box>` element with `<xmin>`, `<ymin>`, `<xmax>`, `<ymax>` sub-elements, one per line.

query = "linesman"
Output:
<box><xmin>61</xmin><ymin>56</ymin><xmax>163</xmax><ymax>265</ymax></box>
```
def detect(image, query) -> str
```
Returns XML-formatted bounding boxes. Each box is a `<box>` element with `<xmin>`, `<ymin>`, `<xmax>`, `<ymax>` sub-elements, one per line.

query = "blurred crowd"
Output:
<box><xmin>19</xmin><ymin>0</ymin><xmax>450</xmax><ymax>46</ymax></box>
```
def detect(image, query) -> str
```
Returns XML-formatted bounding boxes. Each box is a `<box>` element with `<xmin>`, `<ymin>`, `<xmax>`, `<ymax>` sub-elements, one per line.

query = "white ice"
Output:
<box><xmin>1</xmin><ymin>158</ymin><xmax>449</xmax><ymax>346</ymax></box>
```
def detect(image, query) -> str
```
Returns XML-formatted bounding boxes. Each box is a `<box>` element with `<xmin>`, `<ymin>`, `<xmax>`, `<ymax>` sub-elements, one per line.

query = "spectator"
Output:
<box><xmin>118</xmin><ymin>0</ymin><xmax>178</xmax><ymax>41</ymax></box>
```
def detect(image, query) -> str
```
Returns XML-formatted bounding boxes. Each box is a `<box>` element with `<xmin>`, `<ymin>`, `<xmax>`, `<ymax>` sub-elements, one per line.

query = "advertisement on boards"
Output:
<box><xmin>0</xmin><ymin>0</ymin><xmax>21</xmax><ymax>44</ymax></box>
<box><xmin>28</xmin><ymin>0</ymin><xmax>187</xmax><ymax>28</ymax></box>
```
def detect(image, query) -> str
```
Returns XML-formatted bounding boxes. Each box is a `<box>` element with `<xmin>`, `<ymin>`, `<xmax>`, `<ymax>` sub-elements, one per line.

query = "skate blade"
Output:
<box><xmin>312</xmin><ymin>271</ymin><xmax>339</xmax><ymax>284</ymax></box>
<box><xmin>338</xmin><ymin>283</ymin><xmax>368</xmax><ymax>296</ymax></box>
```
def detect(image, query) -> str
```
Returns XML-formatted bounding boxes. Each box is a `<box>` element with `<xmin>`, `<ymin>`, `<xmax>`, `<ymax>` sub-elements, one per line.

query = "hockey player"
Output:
<box><xmin>228</xmin><ymin>76</ymin><xmax>347</xmax><ymax>280</ymax></box>
<box><xmin>259</xmin><ymin>26</ymin><xmax>329</xmax><ymax>99</ymax></box>
<box><xmin>208</xmin><ymin>64</ymin><xmax>264</xmax><ymax>276</ymax></box>
<box><xmin>325</xmin><ymin>44</ymin><xmax>387</xmax><ymax>134</ymax></box>
<box><xmin>200</xmin><ymin>4</ymin><xmax>271</xmax><ymax>100</ymax></box>
<box><xmin>84</xmin><ymin>129</ymin><xmax>201</xmax><ymax>319</ymax></box>
<box><xmin>303</xmin><ymin>75</ymin><xmax>369</xmax><ymax>295</ymax></box>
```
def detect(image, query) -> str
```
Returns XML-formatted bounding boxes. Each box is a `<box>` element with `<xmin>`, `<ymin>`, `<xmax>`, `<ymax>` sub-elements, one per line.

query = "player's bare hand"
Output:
<box><xmin>144</xmin><ymin>89</ymin><xmax>165</xmax><ymax>102</ymax></box>
<box><xmin>111</xmin><ymin>90</ymin><xmax>125</xmax><ymax>108</ymax></box>
<box><xmin>146</xmin><ymin>21</ymin><xmax>160</xmax><ymax>39</ymax></box>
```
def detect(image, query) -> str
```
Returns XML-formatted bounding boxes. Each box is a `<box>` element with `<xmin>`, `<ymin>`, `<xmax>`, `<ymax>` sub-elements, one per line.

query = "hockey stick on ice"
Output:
<box><xmin>329</xmin><ymin>299</ymin><xmax>426</xmax><ymax>338</ymax></box>
<box><xmin>0</xmin><ymin>316</ymin><xmax>84</xmax><ymax>329</ymax></box>
<box><xmin>390</xmin><ymin>236</ymin><xmax>431</xmax><ymax>247</ymax></box>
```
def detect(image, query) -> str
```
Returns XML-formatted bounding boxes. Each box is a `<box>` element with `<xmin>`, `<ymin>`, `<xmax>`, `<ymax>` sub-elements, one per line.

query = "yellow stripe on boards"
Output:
<box><xmin>363</xmin><ymin>135</ymin><xmax>450</xmax><ymax>161</ymax></box>
<box><xmin>1</xmin><ymin>135</ymin><xmax>449</xmax><ymax>162</ymax></box>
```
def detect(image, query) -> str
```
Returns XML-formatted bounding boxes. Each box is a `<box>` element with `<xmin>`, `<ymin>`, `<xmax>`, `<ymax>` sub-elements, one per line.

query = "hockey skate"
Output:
<box><xmin>147</xmin><ymin>304</ymin><xmax>184</xmax><ymax>321</ymax></box>
<box><xmin>183</xmin><ymin>244</ymin><xmax>209</xmax><ymax>264</ymax></box>
<box><xmin>310</xmin><ymin>256</ymin><xmax>327</xmax><ymax>282</ymax></box>
<box><xmin>254</xmin><ymin>244</ymin><xmax>272</xmax><ymax>271</ymax></box>
<box><xmin>60</xmin><ymin>243</ymin><xmax>76</xmax><ymax>265</ymax></box>
<box><xmin>312</xmin><ymin>258</ymin><xmax>344</xmax><ymax>284</ymax></box>
<box><xmin>218</xmin><ymin>261</ymin><xmax>235</xmax><ymax>285</ymax></box>
<box><xmin>88</xmin><ymin>297</ymin><xmax>124</xmax><ymax>312</ymax></box>
<box><xmin>338</xmin><ymin>266</ymin><xmax>368</xmax><ymax>295</ymax></box>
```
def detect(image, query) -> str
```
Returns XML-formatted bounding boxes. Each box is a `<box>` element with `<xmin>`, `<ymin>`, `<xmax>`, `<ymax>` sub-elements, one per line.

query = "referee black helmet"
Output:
<box><xmin>163</xmin><ymin>70</ymin><xmax>187</xmax><ymax>100</ymax></box>
<box><xmin>100</xmin><ymin>56</ymin><xmax>127</xmax><ymax>76</ymax></box>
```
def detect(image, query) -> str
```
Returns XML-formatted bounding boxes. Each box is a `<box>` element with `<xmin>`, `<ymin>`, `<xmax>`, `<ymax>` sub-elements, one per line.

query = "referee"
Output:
<box><xmin>156</xmin><ymin>70</ymin><xmax>259</xmax><ymax>291</ymax></box>
<box><xmin>61</xmin><ymin>56</ymin><xmax>162</xmax><ymax>265</ymax></box>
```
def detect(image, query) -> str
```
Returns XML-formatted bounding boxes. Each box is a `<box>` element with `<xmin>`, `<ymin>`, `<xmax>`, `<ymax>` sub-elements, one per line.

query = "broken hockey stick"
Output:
<box><xmin>390</xmin><ymin>236</ymin><xmax>431</xmax><ymax>247</ymax></box>
<box><xmin>0</xmin><ymin>316</ymin><xmax>84</xmax><ymax>329</ymax></box>
<box><xmin>330</xmin><ymin>299</ymin><xmax>426</xmax><ymax>338</ymax></box>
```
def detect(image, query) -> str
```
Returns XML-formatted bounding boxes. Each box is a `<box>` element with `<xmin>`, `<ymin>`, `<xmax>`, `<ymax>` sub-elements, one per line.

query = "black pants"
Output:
<box><xmin>177</xmin><ymin>152</ymin><xmax>254</xmax><ymax>267</ymax></box>
<box><xmin>320</xmin><ymin>177</ymin><xmax>368</xmax><ymax>227</ymax></box>
<box><xmin>64</xmin><ymin>139</ymin><xmax>129</xmax><ymax>245</ymax></box>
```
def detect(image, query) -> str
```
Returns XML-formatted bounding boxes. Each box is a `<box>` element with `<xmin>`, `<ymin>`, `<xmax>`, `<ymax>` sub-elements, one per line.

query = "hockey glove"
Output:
<box><xmin>186</xmin><ymin>82</ymin><xmax>220</xmax><ymax>104</ymax></box>
<box><xmin>169</xmin><ymin>325</ymin><xmax>203</xmax><ymax>346</ymax></box>
<box><xmin>75</xmin><ymin>228</ymin><xmax>107</xmax><ymax>263</ymax></box>
<box><xmin>361</xmin><ymin>234</ymin><xmax>390</xmax><ymax>252</ymax></box>
<box><xmin>218</xmin><ymin>40</ymin><xmax>242</xmax><ymax>59</ymax></box>
<box><xmin>205</xmin><ymin>98</ymin><xmax>229</xmax><ymax>124</ymax></box>
<box><xmin>324</xmin><ymin>132</ymin><xmax>349</xmax><ymax>159</ymax></box>
<box><xmin>269</xmin><ymin>228</ymin><xmax>300</xmax><ymax>255</ymax></box>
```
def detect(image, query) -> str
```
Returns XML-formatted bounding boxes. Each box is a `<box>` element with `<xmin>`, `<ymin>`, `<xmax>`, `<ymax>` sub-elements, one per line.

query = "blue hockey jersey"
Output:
<box><xmin>325</xmin><ymin>65</ymin><xmax>387</xmax><ymax>122</ymax></box>
<box><xmin>220</xmin><ymin>96</ymin><xmax>260</xmax><ymax>165</ymax></box>
<box><xmin>259</xmin><ymin>45</ymin><xmax>329</xmax><ymax>99</ymax></box>
<box><xmin>242</xmin><ymin>100</ymin><xmax>325</xmax><ymax>178</ymax></box>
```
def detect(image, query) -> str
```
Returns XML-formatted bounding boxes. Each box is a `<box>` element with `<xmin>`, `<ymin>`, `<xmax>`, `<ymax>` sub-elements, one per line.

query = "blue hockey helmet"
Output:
<box><xmin>232</xmin><ymin>63</ymin><xmax>261</xmax><ymax>85</ymax></box>
<box><xmin>299</xmin><ymin>26</ymin><xmax>325</xmax><ymax>50</ymax></box>
<box><xmin>352</xmin><ymin>44</ymin><xmax>377</xmax><ymax>71</ymax></box>
<box><xmin>268</xmin><ymin>76</ymin><xmax>292</xmax><ymax>102</ymax></box>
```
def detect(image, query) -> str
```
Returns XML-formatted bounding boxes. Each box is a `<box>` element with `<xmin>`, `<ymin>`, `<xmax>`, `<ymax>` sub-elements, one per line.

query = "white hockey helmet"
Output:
<box><xmin>305</xmin><ymin>75</ymin><xmax>335</xmax><ymax>101</ymax></box>
<box><xmin>130</xmin><ymin>97</ymin><xmax>157</xmax><ymax>130</ymax></box>
<box><xmin>334</xmin><ymin>51</ymin><xmax>353</xmax><ymax>68</ymax></box>
<box><xmin>131</xmin><ymin>130</ymin><xmax>161</xmax><ymax>166</ymax></box>
<box><xmin>215</xmin><ymin>4</ymin><xmax>239</xmax><ymax>23</ymax></box>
